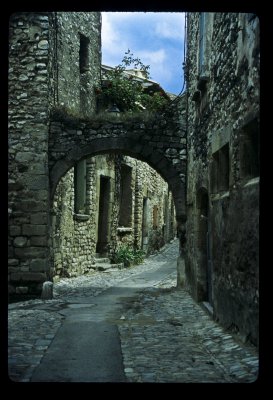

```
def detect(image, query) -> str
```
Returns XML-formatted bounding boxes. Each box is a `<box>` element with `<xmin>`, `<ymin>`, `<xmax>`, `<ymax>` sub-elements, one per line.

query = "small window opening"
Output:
<box><xmin>240</xmin><ymin>118</ymin><xmax>259</xmax><ymax>180</ymax></box>
<box><xmin>79</xmin><ymin>34</ymin><xmax>89</xmax><ymax>74</ymax></box>
<box><xmin>74</xmin><ymin>159</ymin><xmax>87</xmax><ymax>214</ymax></box>
<box><xmin>210</xmin><ymin>143</ymin><xmax>230</xmax><ymax>194</ymax></box>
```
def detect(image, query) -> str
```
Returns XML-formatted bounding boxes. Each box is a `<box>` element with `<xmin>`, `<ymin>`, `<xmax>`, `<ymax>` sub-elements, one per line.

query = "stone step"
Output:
<box><xmin>95</xmin><ymin>253</ymin><xmax>108</xmax><ymax>258</ymax></box>
<box><xmin>95</xmin><ymin>262</ymin><xmax>125</xmax><ymax>271</ymax></box>
<box><xmin>96</xmin><ymin>263</ymin><xmax>113</xmax><ymax>271</ymax></box>
<box><xmin>111</xmin><ymin>263</ymin><xmax>124</xmax><ymax>269</ymax></box>
<box><xmin>94</xmin><ymin>257</ymin><xmax>110</xmax><ymax>264</ymax></box>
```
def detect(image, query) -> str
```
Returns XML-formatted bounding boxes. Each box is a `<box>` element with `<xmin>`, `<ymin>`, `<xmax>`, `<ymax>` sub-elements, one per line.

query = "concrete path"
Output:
<box><xmin>29</xmin><ymin>244</ymin><xmax>176</xmax><ymax>382</ymax></box>
<box><xmin>8</xmin><ymin>239</ymin><xmax>259</xmax><ymax>383</ymax></box>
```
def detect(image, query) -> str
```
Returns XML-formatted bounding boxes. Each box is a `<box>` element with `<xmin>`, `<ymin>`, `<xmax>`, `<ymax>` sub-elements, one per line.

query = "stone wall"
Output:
<box><xmin>49</xmin><ymin>12</ymin><xmax>101</xmax><ymax>116</ymax></box>
<box><xmin>52</xmin><ymin>153</ymin><xmax>176</xmax><ymax>279</ymax></box>
<box><xmin>8</xmin><ymin>11</ymin><xmax>186</xmax><ymax>299</ymax></box>
<box><xmin>8</xmin><ymin>13</ymin><xmax>52</xmax><ymax>298</ymax></box>
<box><xmin>8</xmin><ymin>12</ymin><xmax>101</xmax><ymax>299</ymax></box>
<box><xmin>49</xmin><ymin>98</ymin><xmax>187</xmax><ymax>223</ymax></box>
<box><xmin>185</xmin><ymin>12</ymin><xmax>259</xmax><ymax>345</ymax></box>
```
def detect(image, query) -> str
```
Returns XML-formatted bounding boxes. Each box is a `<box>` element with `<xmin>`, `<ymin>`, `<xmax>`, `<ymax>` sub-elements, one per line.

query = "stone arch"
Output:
<box><xmin>49</xmin><ymin>136</ymin><xmax>186</xmax><ymax>222</ymax></box>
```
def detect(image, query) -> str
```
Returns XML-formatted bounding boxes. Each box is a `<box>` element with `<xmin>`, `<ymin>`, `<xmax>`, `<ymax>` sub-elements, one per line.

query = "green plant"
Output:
<box><xmin>132</xmin><ymin>249</ymin><xmax>146</xmax><ymax>265</ymax></box>
<box><xmin>50</xmin><ymin>105</ymin><xmax>85</xmax><ymax>127</ymax></box>
<box><xmin>112</xmin><ymin>245</ymin><xmax>145</xmax><ymax>268</ymax></box>
<box><xmin>99</xmin><ymin>50</ymin><xmax>169</xmax><ymax>113</ymax></box>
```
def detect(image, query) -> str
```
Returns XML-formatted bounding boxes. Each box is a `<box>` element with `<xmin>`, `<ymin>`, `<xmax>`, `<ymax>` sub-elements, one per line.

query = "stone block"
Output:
<box><xmin>20</xmin><ymin>266</ymin><xmax>30</xmax><ymax>272</ymax></box>
<box><xmin>38</xmin><ymin>40</ymin><xmax>49</xmax><ymax>49</ymax></box>
<box><xmin>15</xmin><ymin>152</ymin><xmax>35</xmax><ymax>162</ymax></box>
<box><xmin>10</xmin><ymin>272</ymin><xmax>22</xmax><ymax>282</ymax></box>
<box><xmin>13</xmin><ymin>236</ymin><xmax>28</xmax><ymax>247</ymax></box>
<box><xmin>41</xmin><ymin>281</ymin><xmax>53</xmax><ymax>300</ymax></box>
<box><xmin>16</xmin><ymin>286</ymin><xmax>29</xmax><ymax>294</ymax></box>
<box><xmin>9</xmin><ymin>226</ymin><xmax>21</xmax><ymax>236</ymax></box>
<box><xmin>8</xmin><ymin>181</ymin><xmax>24</xmax><ymax>191</ymax></box>
<box><xmin>8</xmin><ymin>258</ymin><xmax>19</xmax><ymax>266</ymax></box>
<box><xmin>34</xmin><ymin>190</ymin><xmax>49</xmax><ymax>201</ymax></box>
<box><xmin>8</xmin><ymin>267</ymin><xmax>20</xmax><ymax>273</ymax></box>
<box><xmin>30</xmin><ymin>213</ymin><xmax>48</xmax><ymax>225</ymax></box>
<box><xmin>29</xmin><ymin>163</ymin><xmax>47</xmax><ymax>174</ymax></box>
<box><xmin>30</xmin><ymin>236</ymin><xmax>48</xmax><ymax>246</ymax></box>
<box><xmin>22</xmin><ymin>224</ymin><xmax>47</xmax><ymax>236</ymax></box>
<box><xmin>28</xmin><ymin>176</ymin><xmax>49</xmax><ymax>191</ymax></box>
<box><xmin>20</xmin><ymin>200</ymin><xmax>47</xmax><ymax>212</ymax></box>
<box><xmin>8</xmin><ymin>285</ymin><xmax>16</xmax><ymax>294</ymax></box>
<box><xmin>14</xmin><ymin>247</ymin><xmax>47</xmax><ymax>259</ymax></box>
<box><xmin>21</xmin><ymin>272</ymin><xmax>47</xmax><ymax>282</ymax></box>
<box><xmin>8</xmin><ymin>247</ymin><xmax>14</xmax><ymax>258</ymax></box>
<box><xmin>30</xmin><ymin>259</ymin><xmax>48</xmax><ymax>272</ymax></box>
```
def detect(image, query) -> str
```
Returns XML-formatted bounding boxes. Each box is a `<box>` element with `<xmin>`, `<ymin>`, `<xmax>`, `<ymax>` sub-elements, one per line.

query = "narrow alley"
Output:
<box><xmin>8</xmin><ymin>240</ymin><xmax>258</xmax><ymax>383</ymax></box>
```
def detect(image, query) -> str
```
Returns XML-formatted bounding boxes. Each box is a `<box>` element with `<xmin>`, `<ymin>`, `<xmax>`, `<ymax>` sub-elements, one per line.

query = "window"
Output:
<box><xmin>210</xmin><ymin>143</ymin><xmax>230</xmax><ymax>194</ymax></box>
<box><xmin>119</xmin><ymin>165</ymin><xmax>132</xmax><ymax>227</ymax></box>
<box><xmin>240</xmin><ymin>117</ymin><xmax>259</xmax><ymax>180</ymax></box>
<box><xmin>219</xmin><ymin>144</ymin><xmax>229</xmax><ymax>192</ymax></box>
<box><xmin>79</xmin><ymin>34</ymin><xmax>89</xmax><ymax>74</ymax></box>
<box><xmin>193</xmin><ymin>13</ymin><xmax>211</xmax><ymax>116</ymax></box>
<box><xmin>74</xmin><ymin>159</ymin><xmax>87</xmax><ymax>214</ymax></box>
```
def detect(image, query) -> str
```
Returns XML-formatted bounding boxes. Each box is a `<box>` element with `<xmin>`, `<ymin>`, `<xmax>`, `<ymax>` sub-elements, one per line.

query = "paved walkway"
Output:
<box><xmin>8</xmin><ymin>239</ymin><xmax>258</xmax><ymax>382</ymax></box>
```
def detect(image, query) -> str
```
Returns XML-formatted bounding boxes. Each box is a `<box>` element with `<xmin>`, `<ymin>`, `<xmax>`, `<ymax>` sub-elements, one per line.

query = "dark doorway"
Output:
<box><xmin>142</xmin><ymin>197</ymin><xmax>149</xmax><ymax>252</ymax></box>
<box><xmin>119</xmin><ymin>165</ymin><xmax>132</xmax><ymax>227</ymax></box>
<box><xmin>197</xmin><ymin>188</ymin><xmax>212</xmax><ymax>304</ymax></box>
<box><xmin>96</xmin><ymin>176</ymin><xmax>111</xmax><ymax>254</ymax></box>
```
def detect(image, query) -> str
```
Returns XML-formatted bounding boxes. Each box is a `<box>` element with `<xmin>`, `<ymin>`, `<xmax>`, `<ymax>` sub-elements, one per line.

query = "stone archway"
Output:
<box><xmin>49</xmin><ymin>136</ymin><xmax>186</xmax><ymax>222</ymax></box>
<box><xmin>9</xmin><ymin>110</ymin><xmax>187</xmax><ymax>298</ymax></box>
<box><xmin>48</xmin><ymin>116</ymin><xmax>187</xmax><ymax>279</ymax></box>
<box><xmin>49</xmin><ymin>134</ymin><xmax>186</xmax><ymax>282</ymax></box>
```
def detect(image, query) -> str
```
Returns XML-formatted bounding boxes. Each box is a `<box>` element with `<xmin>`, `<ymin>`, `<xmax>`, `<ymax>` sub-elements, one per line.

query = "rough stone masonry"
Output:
<box><xmin>8</xmin><ymin>12</ymin><xmax>187</xmax><ymax>298</ymax></box>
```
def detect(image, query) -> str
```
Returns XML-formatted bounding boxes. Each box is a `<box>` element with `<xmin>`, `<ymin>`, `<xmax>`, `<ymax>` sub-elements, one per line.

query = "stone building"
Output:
<box><xmin>184</xmin><ymin>13</ymin><xmax>259</xmax><ymax>345</ymax></box>
<box><xmin>8</xmin><ymin>12</ymin><xmax>102</xmax><ymax>298</ymax></box>
<box><xmin>8</xmin><ymin>12</ymin><xmax>183</xmax><ymax>299</ymax></box>
<box><xmin>52</xmin><ymin>153</ymin><xmax>176</xmax><ymax>279</ymax></box>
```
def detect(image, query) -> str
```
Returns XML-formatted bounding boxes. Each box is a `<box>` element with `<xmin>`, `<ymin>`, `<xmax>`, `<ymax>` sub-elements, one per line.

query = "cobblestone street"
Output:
<box><xmin>8</xmin><ymin>240</ymin><xmax>258</xmax><ymax>383</ymax></box>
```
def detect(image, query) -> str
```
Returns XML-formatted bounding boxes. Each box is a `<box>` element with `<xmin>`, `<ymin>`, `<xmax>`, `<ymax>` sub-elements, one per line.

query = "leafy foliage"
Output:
<box><xmin>98</xmin><ymin>50</ymin><xmax>169</xmax><ymax>113</ymax></box>
<box><xmin>112</xmin><ymin>245</ymin><xmax>145</xmax><ymax>268</ymax></box>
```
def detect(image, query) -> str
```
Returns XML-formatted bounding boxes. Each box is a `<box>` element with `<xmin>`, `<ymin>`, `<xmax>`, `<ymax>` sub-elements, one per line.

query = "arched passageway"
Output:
<box><xmin>48</xmin><ymin>116</ymin><xmax>187</xmax><ymax>282</ymax></box>
<box><xmin>51</xmin><ymin>151</ymin><xmax>178</xmax><ymax>279</ymax></box>
<box><xmin>49</xmin><ymin>117</ymin><xmax>187</xmax><ymax>224</ymax></box>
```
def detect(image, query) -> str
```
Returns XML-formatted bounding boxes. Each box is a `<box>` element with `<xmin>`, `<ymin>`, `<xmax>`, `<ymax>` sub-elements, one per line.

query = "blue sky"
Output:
<box><xmin>101</xmin><ymin>12</ymin><xmax>185</xmax><ymax>95</ymax></box>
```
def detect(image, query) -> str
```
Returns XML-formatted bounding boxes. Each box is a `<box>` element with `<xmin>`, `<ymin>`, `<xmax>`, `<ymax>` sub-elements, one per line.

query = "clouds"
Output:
<box><xmin>101</xmin><ymin>12</ymin><xmax>185</xmax><ymax>94</ymax></box>
<box><xmin>155</xmin><ymin>19</ymin><xmax>184</xmax><ymax>40</ymax></box>
<box><xmin>137</xmin><ymin>49</ymin><xmax>167</xmax><ymax>66</ymax></box>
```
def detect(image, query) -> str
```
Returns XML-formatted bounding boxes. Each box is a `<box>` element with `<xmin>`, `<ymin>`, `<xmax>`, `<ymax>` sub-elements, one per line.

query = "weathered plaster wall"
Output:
<box><xmin>185</xmin><ymin>12</ymin><xmax>259</xmax><ymax>345</ymax></box>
